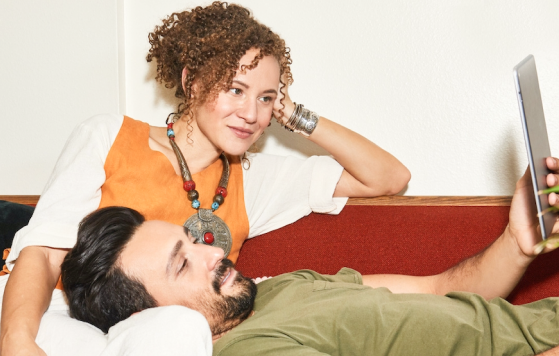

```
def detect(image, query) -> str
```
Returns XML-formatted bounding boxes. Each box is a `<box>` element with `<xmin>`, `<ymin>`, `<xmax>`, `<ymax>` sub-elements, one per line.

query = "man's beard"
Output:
<box><xmin>196</xmin><ymin>259</ymin><xmax>257</xmax><ymax>336</ymax></box>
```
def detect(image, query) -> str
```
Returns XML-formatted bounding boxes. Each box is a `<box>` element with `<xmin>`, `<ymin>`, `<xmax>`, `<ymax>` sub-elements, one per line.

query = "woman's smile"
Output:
<box><xmin>228</xmin><ymin>126</ymin><xmax>254</xmax><ymax>139</ymax></box>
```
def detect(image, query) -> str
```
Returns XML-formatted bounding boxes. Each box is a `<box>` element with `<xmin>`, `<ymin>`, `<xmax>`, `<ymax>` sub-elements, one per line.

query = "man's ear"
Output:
<box><xmin>182</xmin><ymin>68</ymin><xmax>197</xmax><ymax>99</ymax></box>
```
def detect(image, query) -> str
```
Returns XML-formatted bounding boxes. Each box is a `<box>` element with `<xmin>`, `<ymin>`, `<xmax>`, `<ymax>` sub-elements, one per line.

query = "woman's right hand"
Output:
<box><xmin>1</xmin><ymin>336</ymin><xmax>47</xmax><ymax>356</ymax></box>
<box><xmin>1</xmin><ymin>246</ymin><xmax>67</xmax><ymax>356</ymax></box>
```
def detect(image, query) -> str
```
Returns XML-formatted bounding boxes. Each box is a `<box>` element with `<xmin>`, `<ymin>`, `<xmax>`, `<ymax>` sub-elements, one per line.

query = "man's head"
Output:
<box><xmin>62</xmin><ymin>206</ymin><xmax>256</xmax><ymax>335</ymax></box>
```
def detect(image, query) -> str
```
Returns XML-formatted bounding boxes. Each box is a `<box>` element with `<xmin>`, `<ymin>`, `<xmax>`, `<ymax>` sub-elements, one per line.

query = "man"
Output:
<box><xmin>62</xmin><ymin>161</ymin><xmax>559</xmax><ymax>356</ymax></box>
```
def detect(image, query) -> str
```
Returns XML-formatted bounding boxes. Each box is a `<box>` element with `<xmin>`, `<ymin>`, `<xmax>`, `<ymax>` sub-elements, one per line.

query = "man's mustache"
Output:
<box><xmin>212</xmin><ymin>258</ymin><xmax>235</xmax><ymax>294</ymax></box>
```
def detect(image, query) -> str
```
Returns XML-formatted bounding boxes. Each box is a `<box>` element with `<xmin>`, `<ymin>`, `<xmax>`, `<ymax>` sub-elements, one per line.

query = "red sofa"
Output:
<box><xmin>2</xmin><ymin>196</ymin><xmax>558</xmax><ymax>305</ymax></box>
<box><xmin>235</xmin><ymin>201</ymin><xmax>559</xmax><ymax>305</ymax></box>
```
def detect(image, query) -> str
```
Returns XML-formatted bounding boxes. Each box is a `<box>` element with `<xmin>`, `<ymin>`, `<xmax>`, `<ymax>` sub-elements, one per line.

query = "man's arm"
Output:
<box><xmin>362</xmin><ymin>227</ymin><xmax>529</xmax><ymax>299</ymax></box>
<box><xmin>363</xmin><ymin>158</ymin><xmax>559</xmax><ymax>300</ymax></box>
<box><xmin>538</xmin><ymin>346</ymin><xmax>559</xmax><ymax>356</ymax></box>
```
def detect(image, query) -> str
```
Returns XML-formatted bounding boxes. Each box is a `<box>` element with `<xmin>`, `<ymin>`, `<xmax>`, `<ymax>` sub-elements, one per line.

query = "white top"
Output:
<box><xmin>2</xmin><ymin>114</ymin><xmax>347</xmax><ymax>355</ymax></box>
<box><xmin>7</xmin><ymin>114</ymin><xmax>347</xmax><ymax>269</ymax></box>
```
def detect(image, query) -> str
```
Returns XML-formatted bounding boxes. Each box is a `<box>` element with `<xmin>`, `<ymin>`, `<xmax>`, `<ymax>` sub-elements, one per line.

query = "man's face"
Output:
<box><xmin>119</xmin><ymin>220</ymin><xmax>256</xmax><ymax>335</ymax></box>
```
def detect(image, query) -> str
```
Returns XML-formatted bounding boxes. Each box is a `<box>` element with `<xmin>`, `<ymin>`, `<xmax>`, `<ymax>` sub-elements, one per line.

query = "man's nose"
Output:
<box><xmin>195</xmin><ymin>243</ymin><xmax>225</xmax><ymax>271</ymax></box>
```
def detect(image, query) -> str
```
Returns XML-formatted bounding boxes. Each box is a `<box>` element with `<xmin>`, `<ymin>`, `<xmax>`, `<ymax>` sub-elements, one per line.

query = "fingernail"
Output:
<box><xmin>534</xmin><ymin>243</ymin><xmax>545</xmax><ymax>255</ymax></box>
<box><xmin>549</xmin><ymin>193</ymin><xmax>555</xmax><ymax>205</ymax></box>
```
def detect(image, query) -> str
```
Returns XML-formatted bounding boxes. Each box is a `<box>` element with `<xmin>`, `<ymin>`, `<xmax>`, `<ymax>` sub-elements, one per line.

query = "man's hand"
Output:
<box><xmin>508</xmin><ymin>157</ymin><xmax>559</xmax><ymax>258</ymax></box>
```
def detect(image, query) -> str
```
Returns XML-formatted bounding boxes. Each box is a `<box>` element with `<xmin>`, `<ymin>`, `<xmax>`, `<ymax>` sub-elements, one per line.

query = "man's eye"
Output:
<box><xmin>178</xmin><ymin>259</ymin><xmax>188</xmax><ymax>274</ymax></box>
<box><xmin>229</xmin><ymin>88</ymin><xmax>242</xmax><ymax>95</ymax></box>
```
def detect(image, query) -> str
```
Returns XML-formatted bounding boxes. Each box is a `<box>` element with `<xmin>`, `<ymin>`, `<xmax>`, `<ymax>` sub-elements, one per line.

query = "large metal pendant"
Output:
<box><xmin>184</xmin><ymin>209</ymin><xmax>232</xmax><ymax>257</ymax></box>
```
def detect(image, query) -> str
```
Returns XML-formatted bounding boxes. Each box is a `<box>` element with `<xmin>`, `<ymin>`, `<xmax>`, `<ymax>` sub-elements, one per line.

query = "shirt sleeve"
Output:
<box><xmin>6</xmin><ymin>114</ymin><xmax>123</xmax><ymax>269</ymax></box>
<box><xmin>243</xmin><ymin>153</ymin><xmax>348</xmax><ymax>238</ymax></box>
<box><xmin>268</xmin><ymin>268</ymin><xmax>363</xmax><ymax>285</ymax></box>
<box><xmin>215</xmin><ymin>336</ymin><xmax>330</xmax><ymax>356</ymax></box>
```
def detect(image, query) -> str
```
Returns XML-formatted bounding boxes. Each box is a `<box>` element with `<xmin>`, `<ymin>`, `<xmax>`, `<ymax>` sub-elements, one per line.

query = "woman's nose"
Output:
<box><xmin>237</xmin><ymin>99</ymin><xmax>258</xmax><ymax>124</ymax></box>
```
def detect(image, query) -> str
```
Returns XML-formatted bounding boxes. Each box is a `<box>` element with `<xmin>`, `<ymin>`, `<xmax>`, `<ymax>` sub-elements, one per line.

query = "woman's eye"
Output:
<box><xmin>229</xmin><ymin>88</ymin><xmax>242</xmax><ymax>95</ymax></box>
<box><xmin>259</xmin><ymin>96</ymin><xmax>273</xmax><ymax>103</ymax></box>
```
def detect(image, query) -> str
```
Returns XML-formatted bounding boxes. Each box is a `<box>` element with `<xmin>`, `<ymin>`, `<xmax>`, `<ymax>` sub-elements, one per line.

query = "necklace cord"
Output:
<box><xmin>167</xmin><ymin>122</ymin><xmax>230</xmax><ymax>211</ymax></box>
<box><xmin>169</xmin><ymin>139</ymin><xmax>192</xmax><ymax>182</ymax></box>
<box><xmin>166</xmin><ymin>123</ymin><xmax>233</xmax><ymax>254</ymax></box>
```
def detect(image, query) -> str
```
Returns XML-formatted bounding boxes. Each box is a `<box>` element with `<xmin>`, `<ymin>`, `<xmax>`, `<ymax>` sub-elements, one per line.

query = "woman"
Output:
<box><xmin>0</xmin><ymin>2</ymin><xmax>410</xmax><ymax>355</ymax></box>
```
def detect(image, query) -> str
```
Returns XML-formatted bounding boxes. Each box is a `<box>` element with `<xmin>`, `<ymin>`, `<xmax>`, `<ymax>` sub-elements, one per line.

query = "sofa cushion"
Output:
<box><xmin>0</xmin><ymin>200</ymin><xmax>34</xmax><ymax>259</ymax></box>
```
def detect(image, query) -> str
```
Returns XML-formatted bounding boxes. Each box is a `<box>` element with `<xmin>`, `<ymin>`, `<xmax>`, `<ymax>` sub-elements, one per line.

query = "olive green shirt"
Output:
<box><xmin>213</xmin><ymin>268</ymin><xmax>559</xmax><ymax>356</ymax></box>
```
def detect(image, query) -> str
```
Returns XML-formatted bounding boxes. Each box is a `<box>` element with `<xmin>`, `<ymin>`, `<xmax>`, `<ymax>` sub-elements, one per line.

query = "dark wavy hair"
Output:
<box><xmin>146</xmin><ymin>1</ymin><xmax>292</xmax><ymax>130</ymax></box>
<box><xmin>61</xmin><ymin>207</ymin><xmax>157</xmax><ymax>333</ymax></box>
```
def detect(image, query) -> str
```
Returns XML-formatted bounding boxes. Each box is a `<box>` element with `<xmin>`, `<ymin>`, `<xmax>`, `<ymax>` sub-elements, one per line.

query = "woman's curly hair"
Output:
<box><xmin>147</xmin><ymin>1</ymin><xmax>292</xmax><ymax>128</ymax></box>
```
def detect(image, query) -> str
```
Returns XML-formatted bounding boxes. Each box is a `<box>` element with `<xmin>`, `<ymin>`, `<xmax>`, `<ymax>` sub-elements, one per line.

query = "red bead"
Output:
<box><xmin>170</xmin><ymin>136</ymin><xmax>175</xmax><ymax>141</ymax></box>
<box><xmin>167</xmin><ymin>123</ymin><xmax>173</xmax><ymax>129</ymax></box>
<box><xmin>216</xmin><ymin>187</ymin><xmax>228</xmax><ymax>197</ymax></box>
<box><xmin>203</xmin><ymin>232</ymin><xmax>214</xmax><ymax>244</ymax></box>
<box><xmin>183</xmin><ymin>180</ymin><xmax>196</xmax><ymax>191</ymax></box>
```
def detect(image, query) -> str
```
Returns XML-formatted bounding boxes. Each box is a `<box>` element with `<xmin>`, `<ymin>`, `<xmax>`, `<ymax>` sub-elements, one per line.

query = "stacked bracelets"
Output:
<box><xmin>282</xmin><ymin>103</ymin><xmax>320</xmax><ymax>137</ymax></box>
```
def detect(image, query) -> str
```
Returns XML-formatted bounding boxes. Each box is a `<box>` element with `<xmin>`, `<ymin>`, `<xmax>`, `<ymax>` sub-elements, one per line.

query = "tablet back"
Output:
<box><xmin>513</xmin><ymin>54</ymin><xmax>554</xmax><ymax>240</ymax></box>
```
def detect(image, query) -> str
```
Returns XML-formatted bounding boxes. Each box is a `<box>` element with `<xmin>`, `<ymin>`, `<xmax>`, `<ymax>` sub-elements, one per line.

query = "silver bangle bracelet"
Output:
<box><xmin>283</xmin><ymin>103</ymin><xmax>320</xmax><ymax>137</ymax></box>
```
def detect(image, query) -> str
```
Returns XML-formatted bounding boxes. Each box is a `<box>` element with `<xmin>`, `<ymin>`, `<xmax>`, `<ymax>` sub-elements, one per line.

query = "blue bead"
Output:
<box><xmin>192</xmin><ymin>200</ymin><xmax>200</xmax><ymax>209</ymax></box>
<box><xmin>212</xmin><ymin>202</ymin><xmax>219</xmax><ymax>210</ymax></box>
<box><xmin>167</xmin><ymin>129</ymin><xmax>175</xmax><ymax>137</ymax></box>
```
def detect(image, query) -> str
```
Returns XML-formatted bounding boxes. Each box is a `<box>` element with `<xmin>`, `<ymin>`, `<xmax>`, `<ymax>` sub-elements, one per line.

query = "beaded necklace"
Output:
<box><xmin>167</xmin><ymin>122</ymin><xmax>232</xmax><ymax>257</ymax></box>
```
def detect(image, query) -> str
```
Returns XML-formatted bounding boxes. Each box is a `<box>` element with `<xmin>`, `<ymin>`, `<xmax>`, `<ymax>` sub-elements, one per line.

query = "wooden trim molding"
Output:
<box><xmin>0</xmin><ymin>195</ymin><xmax>41</xmax><ymax>205</ymax></box>
<box><xmin>1</xmin><ymin>195</ymin><xmax>512</xmax><ymax>207</ymax></box>
<box><xmin>347</xmin><ymin>196</ymin><xmax>512</xmax><ymax>206</ymax></box>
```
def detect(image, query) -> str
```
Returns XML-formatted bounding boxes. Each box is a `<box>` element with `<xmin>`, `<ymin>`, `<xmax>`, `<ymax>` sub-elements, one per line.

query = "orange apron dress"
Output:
<box><xmin>98</xmin><ymin>116</ymin><xmax>250</xmax><ymax>263</ymax></box>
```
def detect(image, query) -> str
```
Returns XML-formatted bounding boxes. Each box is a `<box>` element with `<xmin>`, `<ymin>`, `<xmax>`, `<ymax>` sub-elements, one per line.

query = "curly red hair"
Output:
<box><xmin>146</xmin><ymin>1</ymin><xmax>292</xmax><ymax>125</ymax></box>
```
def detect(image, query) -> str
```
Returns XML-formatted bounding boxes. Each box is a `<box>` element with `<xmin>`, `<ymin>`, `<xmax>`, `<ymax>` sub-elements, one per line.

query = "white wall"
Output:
<box><xmin>2</xmin><ymin>1</ymin><xmax>559</xmax><ymax>195</ymax></box>
<box><xmin>0</xmin><ymin>0</ymin><xmax>121</xmax><ymax>194</ymax></box>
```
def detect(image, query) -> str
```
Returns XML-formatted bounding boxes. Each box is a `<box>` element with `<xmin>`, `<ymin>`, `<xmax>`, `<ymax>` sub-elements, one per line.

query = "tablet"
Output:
<box><xmin>513</xmin><ymin>54</ymin><xmax>554</xmax><ymax>240</ymax></box>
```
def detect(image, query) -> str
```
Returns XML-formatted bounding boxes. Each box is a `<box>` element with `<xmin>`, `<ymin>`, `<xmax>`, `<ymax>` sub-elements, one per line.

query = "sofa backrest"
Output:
<box><xmin>235</xmin><ymin>204</ymin><xmax>559</xmax><ymax>305</ymax></box>
<box><xmin>2</xmin><ymin>195</ymin><xmax>558</xmax><ymax>305</ymax></box>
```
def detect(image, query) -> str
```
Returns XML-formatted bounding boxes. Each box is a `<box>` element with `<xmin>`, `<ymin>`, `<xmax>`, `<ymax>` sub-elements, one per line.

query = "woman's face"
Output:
<box><xmin>193</xmin><ymin>48</ymin><xmax>280</xmax><ymax>156</ymax></box>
